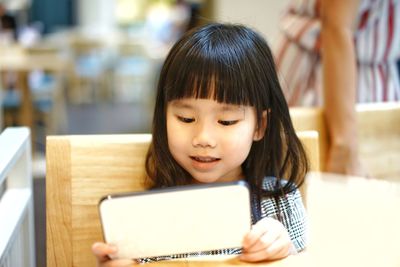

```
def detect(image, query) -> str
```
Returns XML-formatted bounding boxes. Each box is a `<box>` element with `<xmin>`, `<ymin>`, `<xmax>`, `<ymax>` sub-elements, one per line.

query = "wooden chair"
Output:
<box><xmin>289</xmin><ymin>108</ymin><xmax>328</xmax><ymax>172</ymax></box>
<box><xmin>290</xmin><ymin>102</ymin><xmax>400</xmax><ymax>180</ymax></box>
<box><xmin>46</xmin><ymin>131</ymin><xmax>319</xmax><ymax>267</ymax></box>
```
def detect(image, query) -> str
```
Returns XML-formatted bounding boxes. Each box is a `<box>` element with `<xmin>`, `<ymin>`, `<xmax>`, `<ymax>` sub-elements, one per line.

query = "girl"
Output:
<box><xmin>92</xmin><ymin>23</ymin><xmax>308</xmax><ymax>265</ymax></box>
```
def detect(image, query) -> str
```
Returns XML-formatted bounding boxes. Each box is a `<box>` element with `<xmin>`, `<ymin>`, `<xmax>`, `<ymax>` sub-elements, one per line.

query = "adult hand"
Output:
<box><xmin>92</xmin><ymin>242</ymin><xmax>136</xmax><ymax>267</ymax></box>
<box><xmin>240</xmin><ymin>217</ymin><xmax>294</xmax><ymax>262</ymax></box>
<box><xmin>326</xmin><ymin>142</ymin><xmax>368</xmax><ymax>177</ymax></box>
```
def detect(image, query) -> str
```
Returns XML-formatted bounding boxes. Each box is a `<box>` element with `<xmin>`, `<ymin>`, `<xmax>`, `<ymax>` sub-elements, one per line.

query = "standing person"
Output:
<box><xmin>0</xmin><ymin>3</ymin><xmax>19</xmax><ymax>127</ymax></box>
<box><xmin>0</xmin><ymin>3</ymin><xmax>17</xmax><ymax>43</ymax></box>
<box><xmin>274</xmin><ymin>0</ymin><xmax>400</xmax><ymax>176</ymax></box>
<box><xmin>92</xmin><ymin>23</ymin><xmax>308</xmax><ymax>265</ymax></box>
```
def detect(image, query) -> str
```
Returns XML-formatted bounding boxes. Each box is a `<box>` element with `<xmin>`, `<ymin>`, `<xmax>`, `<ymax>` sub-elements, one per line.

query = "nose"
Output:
<box><xmin>192</xmin><ymin>121</ymin><xmax>217</xmax><ymax>148</ymax></box>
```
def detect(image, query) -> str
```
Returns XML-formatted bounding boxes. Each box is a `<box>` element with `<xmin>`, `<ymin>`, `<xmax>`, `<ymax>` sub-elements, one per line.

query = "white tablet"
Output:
<box><xmin>98</xmin><ymin>181</ymin><xmax>251</xmax><ymax>260</ymax></box>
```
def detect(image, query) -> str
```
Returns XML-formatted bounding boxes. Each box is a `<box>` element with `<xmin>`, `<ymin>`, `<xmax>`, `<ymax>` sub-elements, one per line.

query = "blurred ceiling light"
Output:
<box><xmin>115</xmin><ymin>0</ymin><xmax>148</xmax><ymax>25</ymax></box>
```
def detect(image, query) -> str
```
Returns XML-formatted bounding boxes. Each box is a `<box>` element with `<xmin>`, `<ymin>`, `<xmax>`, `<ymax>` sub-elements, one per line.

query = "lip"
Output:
<box><xmin>190</xmin><ymin>156</ymin><xmax>220</xmax><ymax>171</ymax></box>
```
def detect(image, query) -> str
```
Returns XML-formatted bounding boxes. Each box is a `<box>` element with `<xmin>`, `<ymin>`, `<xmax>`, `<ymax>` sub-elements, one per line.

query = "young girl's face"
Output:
<box><xmin>166</xmin><ymin>97</ymin><xmax>265</xmax><ymax>184</ymax></box>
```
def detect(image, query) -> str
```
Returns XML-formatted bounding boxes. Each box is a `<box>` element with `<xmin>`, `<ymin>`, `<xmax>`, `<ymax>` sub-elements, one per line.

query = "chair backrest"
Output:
<box><xmin>0</xmin><ymin>127</ymin><xmax>35</xmax><ymax>267</ymax></box>
<box><xmin>290</xmin><ymin>107</ymin><xmax>328</xmax><ymax>171</ymax></box>
<box><xmin>46</xmin><ymin>132</ymin><xmax>319</xmax><ymax>267</ymax></box>
<box><xmin>290</xmin><ymin>102</ymin><xmax>400</xmax><ymax>180</ymax></box>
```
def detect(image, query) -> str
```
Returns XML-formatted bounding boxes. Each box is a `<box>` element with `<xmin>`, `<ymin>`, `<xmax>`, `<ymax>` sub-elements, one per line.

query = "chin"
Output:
<box><xmin>190</xmin><ymin>175</ymin><xmax>219</xmax><ymax>184</ymax></box>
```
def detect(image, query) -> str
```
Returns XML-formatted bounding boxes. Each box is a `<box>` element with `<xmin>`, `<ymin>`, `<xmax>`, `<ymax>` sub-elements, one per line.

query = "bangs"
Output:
<box><xmin>162</xmin><ymin>24</ymin><xmax>265</xmax><ymax>107</ymax></box>
<box><xmin>164</xmin><ymin>59</ymin><xmax>252</xmax><ymax>106</ymax></box>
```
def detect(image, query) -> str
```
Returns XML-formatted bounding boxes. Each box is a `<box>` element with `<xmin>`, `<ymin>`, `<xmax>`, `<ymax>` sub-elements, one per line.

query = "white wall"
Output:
<box><xmin>75</xmin><ymin>0</ymin><xmax>290</xmax><ymax>43</ymax></box>
<box><xmin>212</xmin><ymin>0</ymin><xmax>290</xmax><ymax>45</ymax></box>
<box><xmin>77</xmin><ymin>0</ymin><xmax>116</xmax><ymax>34</ymax></box>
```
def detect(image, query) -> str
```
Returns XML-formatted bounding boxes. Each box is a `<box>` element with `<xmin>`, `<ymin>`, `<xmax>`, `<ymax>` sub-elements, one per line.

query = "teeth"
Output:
<box><xmin>194</xmin><ymin>157</ymin><xmax>217</xmax><ymax>162</ymax></box>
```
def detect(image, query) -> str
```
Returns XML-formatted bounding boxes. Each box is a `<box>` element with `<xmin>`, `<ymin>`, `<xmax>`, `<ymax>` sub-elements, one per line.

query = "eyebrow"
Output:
<box><xmin>170</xmin><ymin>102</ymin><xmax>192</xmax><ymax>109</ymax></box>
<box><xmin>220</xmin><ymin>105</ymin><xmax>244</xmax><ymax>112</ymax></box>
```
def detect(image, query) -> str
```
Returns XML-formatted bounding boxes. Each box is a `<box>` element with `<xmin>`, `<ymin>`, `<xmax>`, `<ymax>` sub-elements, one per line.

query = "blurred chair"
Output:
<box><xmin>68</xmin><ymin>38</ymin><xmax>111</xmax><ymax>103</ymax></box>
<box><xmin>29</xmin><ymin>68</ymin><xmax>68</xmax><ymax>136</ymax></box>
<box><xmin>0</xmin><ymin>127</ymin><xmax>35</xmax><ymax>266</ymax></box>
<box><xmin>46</xmin><ymin>131</ymin><xmax>318</xmax><ymax>267</ymax></box>
<box><xmin>0</xmin><ymin>45</ymin><xmax>23</xmax><ymax>128</ymax></box>
<box><xmin>1</xmin><ymin>86</ymin><xmax>21</xmax><ymax>127</ymax></box>
<box><xmin>26</xmin><ymin>45</ymin><xmax>69</xmax><ymax>137</ymax></box>
<box><xmin>290</xmin><ymin>102</ymin><xmax>400</xmax><ymax>181</ymax></box>
<box><xmin>1</xmin><ymin>45</ymin><xmax>69</xmax><ymax>149</ymax></box>
<box><xmin>112</xmin><ymin>41</ymin><xmax>155</xmax><ymax>103</ymax></box>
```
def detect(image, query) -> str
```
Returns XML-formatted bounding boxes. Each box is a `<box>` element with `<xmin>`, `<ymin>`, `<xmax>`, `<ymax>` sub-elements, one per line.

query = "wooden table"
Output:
<box><xmin>0</xmin><ymin>45</ymin><xmax>71</xmax><ymax>144</ymax></box>
<box><xmin>146</xmin><ymin>172</ymin><xmax>400</xmax><ymax>266</ymax></box>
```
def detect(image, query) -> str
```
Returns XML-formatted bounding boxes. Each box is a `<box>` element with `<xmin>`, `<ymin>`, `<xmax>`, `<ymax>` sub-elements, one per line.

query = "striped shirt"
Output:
<box><xmin>138</xmin><ymin>177</ymin><xmax>307</xmax><ymax>263</ymax></box>
<box><xmin>274</xmin><ymin>0</ymin><xmax>400</xmax><ymax>105</ymax></box>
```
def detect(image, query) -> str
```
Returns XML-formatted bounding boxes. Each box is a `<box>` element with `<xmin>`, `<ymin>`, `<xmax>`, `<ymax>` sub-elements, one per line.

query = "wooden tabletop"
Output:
<box><xmin>146</xmin><ymin>172</ymin><xmax>400</xmax><ymax>266</ymax></box>
<box><xmin>0</xmin><ymin>47</ymin><xmax>71</xmax><ymax>71</ymax></box>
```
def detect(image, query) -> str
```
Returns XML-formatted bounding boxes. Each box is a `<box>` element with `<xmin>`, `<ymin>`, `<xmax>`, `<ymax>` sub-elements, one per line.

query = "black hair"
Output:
<box><xmin>145</xmin><ymin>23</ymin><xmax>308</xmax><ymax>220</ymax></box>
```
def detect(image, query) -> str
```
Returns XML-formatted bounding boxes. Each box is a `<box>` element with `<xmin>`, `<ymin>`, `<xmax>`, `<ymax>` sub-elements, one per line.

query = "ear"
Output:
<box><xmin>253</xmin><ymin>110</ymin><xmax>268</xmax><ymax>141</ymax></box>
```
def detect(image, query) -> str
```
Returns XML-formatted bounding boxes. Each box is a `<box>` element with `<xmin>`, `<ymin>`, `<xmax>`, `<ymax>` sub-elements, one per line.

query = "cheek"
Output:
<box><xmin>167</xmin><ymin>121</ymin><xmax>177</xmax><ymax>148</ymax></box>
<box><xmin>235</xmin><ymin>121</ymin><xmax>257</xmax><ymax>141</ymax></box>
<box><xmin>167</xmin><ymin>120</ymin><xmax>187</xmax><ymax>156</ymax></box>
<box><xmin>223</xmin><ymin>126</ymin><xmax>255</xmax><ymax>153</ymax></box>
<box><xmin>167</xmin><ymin>120</ymin><xmax>184</xmax><ymax>141</ymax></box>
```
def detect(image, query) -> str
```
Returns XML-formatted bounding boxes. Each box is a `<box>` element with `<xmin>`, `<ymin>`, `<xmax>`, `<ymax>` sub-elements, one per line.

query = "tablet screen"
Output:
<box><xmin>99</xmin><ymin>181</ymin><xmax>251</xmax><ymax>259</ymax></box>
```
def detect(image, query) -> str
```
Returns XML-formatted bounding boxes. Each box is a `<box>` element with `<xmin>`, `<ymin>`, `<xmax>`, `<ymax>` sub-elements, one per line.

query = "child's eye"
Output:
<box><xmin>218</xmin><ymin>120</ymin><xmax>238</xmax><ymax>126</ymax></box>
<box><xmin>177</xmin><ymin>116</ymin><xmax>195</xmax><ymax>123</ymax></box>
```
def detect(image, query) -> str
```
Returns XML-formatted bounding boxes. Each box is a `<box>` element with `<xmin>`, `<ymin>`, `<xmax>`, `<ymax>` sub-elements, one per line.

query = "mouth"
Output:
<box><xmin>190</xmin><ymin>156</ymin><xmax>220</xmax><ymax>163</ymax></box>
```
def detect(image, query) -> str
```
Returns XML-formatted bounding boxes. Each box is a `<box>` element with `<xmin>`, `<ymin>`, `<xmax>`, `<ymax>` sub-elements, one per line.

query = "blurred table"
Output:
<box><xmin>0</xmin><ymin>45</ymin><xmax>71</xmax><ymax>144</ymax></box>
<box><xmin>145</xmin><ymin>172</ymin><xmax>400</xmax><ymax>267</ymax></box>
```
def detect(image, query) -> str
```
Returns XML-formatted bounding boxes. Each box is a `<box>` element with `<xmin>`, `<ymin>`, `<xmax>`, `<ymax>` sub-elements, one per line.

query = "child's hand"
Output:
<box><xmin>240</xmin><ymin>217</ymin><xmax>294</xmax><ymax>262</ymax></box>
<box><xmin>92</xmin><ymin>242</ymin><xmax>136</xmax><ymax>267</ymax></box>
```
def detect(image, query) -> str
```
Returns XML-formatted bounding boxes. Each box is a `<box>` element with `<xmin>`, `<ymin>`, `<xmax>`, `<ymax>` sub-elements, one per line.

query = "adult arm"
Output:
<box><xmin>319</xmin><ymin>0</ymin><xmax>365</xmax><ymax>175</ymax></box>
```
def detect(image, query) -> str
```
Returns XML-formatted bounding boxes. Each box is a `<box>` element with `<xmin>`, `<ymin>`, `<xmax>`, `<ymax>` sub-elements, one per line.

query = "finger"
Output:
<box><xmin>92</xmin><ymin>242</ymin><xmax>117</xmax><ymax>263</ymax></box>
<box><xmin>240</xmin><ymin>241</ymin><xmax>289</xmax><ymax>262</ymax></box>
<box><xmin>263</xmin><ymin>237</ymin><xmax>291</xmax><ymax>260</ymax></box>
<box><xmin>240</xmin><ymin>234</ymin><xmax>291</xmax><ymax>262</ymax></box>
<box><xmin>242</xmin><ymin>218</ymin><xmax>270</xmax><ymax>249</ymax></box>
<box><xmin>244</xmin><ymin>229</ymin><xmax>280</xmax><ymax>253</ymax></box>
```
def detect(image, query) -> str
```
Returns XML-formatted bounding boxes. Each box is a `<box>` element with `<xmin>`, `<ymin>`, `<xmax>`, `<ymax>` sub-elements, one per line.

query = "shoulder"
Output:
<box><xmin>261</xmin><ymin>176</ymin><xmax>301</xmax><ymax>196</ymax></box>
<box><xmin>260</xmin><ymin>176</ymin><xmax>304</xmax><ymax>217</ymax></box>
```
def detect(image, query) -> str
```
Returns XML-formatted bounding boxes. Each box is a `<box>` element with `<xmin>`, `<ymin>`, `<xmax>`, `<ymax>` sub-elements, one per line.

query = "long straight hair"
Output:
<box><xmin>145</xmin><ymin>23</ymin><xmax>308</xmax><ymax>219</ymax></box>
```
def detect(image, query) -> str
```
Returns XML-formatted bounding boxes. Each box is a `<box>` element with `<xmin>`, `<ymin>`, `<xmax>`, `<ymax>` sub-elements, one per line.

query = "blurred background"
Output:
<box><xmin>1</xmin><ymin>0</ymin><xmax>289</xmax><ymax>156</ymax></box>
<box><xmin>0</xmin><ymin>1</ymin><xmax>290</xmax><ymax>266</ymax></box>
